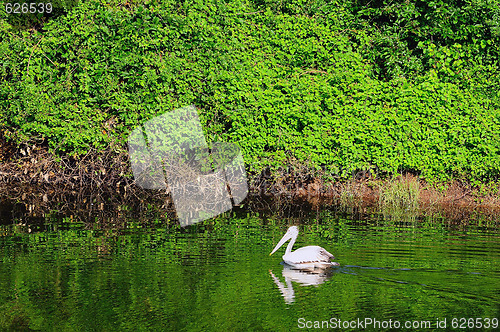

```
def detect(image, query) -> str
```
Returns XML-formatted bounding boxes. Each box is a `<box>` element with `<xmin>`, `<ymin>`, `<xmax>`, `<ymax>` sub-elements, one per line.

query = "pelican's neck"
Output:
<box><xmin>285</xmin><ymin>233</ymin><xmax>297</xmax><ymax>254</ymax></box>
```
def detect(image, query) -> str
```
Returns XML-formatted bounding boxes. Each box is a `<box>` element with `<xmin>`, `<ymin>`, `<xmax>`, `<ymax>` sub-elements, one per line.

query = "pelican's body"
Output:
<box><xmin>270</xmin><ymin>226</ymin><xmax>339</xmax><ymax>268</ymax></box>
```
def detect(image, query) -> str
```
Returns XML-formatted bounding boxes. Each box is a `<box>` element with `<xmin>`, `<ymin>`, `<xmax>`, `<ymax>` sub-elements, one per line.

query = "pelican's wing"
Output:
<box><xmin>287</xmin><ymin>246</ymin><xmax>335</xmax><ymax>264</ymax></box>
<box><xmin>318</xmin><ymin>248</ymin><xmax>335</xmax><ymax>261</ymax></box>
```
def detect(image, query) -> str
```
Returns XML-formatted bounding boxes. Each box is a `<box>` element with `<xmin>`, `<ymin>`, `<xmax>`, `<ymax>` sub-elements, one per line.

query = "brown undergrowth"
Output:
<box><xmin>0</xmin><ymin>145</ymin><xmax>499</xmax><ymax>225</ymax></box>
<box><xmin>257</xmin><ymin>170</ymin><xmax>500</xmax><ymax>224</ymax></box>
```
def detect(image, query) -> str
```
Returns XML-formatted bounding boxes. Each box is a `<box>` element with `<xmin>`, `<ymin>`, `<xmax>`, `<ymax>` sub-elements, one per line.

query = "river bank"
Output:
<box><xmin>1</xmin><ymin>145</ymin><xmax>499</xmax><ymax>226</ymax></box>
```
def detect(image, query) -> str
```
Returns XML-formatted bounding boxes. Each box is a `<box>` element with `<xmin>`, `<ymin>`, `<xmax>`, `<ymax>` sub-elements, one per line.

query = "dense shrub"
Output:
<box><xmin>0</xmin><ymin>0</ymin><xmax>499</xmax><ymax>183</ymax></box>
<box><xmin>346</xmin><ymin>0</ymin><xmax>500</xmax><ymax>98</ymax></box>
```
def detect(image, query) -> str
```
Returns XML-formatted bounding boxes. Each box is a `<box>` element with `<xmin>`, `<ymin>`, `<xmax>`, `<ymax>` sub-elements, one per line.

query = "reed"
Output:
<box><xmin>339</xmin><ymin>181</ymin><xmax>357</xmax><ymax>207</ymax></box>
<box><xmin>378</xmin><ymin>176</ymin><xmax>421</xmax><ymax>220</ymax></box>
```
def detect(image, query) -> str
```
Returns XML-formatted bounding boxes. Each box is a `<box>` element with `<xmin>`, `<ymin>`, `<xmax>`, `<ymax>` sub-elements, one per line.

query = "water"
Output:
<box><xmin>0</xmin><ymin>207</ymin><xmax>499</xmax><ymax>331</ymax></box>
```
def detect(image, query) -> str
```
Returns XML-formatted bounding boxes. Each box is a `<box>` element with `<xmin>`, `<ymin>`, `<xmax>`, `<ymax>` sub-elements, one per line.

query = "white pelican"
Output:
<box><xmin>270</xmin><ymin>226</ymin><xmax>339</xmax><ymax>268</ymax></box>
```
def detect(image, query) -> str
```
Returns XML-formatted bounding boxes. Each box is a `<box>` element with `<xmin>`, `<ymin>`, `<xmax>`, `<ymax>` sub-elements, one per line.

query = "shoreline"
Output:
<box><xmin>0</xmin><ymin>147</ymin><xmax>499</xmax><ymax>224</ymax></box>
<box><xmin>1</xmin><ymin>179</ymin><xmax>499</xmax><ymax>226</ymax></box>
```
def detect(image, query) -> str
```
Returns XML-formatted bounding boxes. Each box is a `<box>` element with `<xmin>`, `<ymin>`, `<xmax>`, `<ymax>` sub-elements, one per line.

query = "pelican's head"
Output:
<box><xmin>269</xmin><ymin>226</ymin><xmax>299</xmax><ymax>256</ymax></box>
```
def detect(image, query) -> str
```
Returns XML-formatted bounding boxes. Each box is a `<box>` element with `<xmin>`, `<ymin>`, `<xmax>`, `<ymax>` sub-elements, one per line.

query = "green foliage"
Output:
<box><xmin>0</xmin><ymin>0</ymin><xmax>499</xmax><ymax>183</ymax></box>
<box><xmin>347</xmin><ymin>0</ymin><xmax>500</xmax><ymax>99</ymax></box>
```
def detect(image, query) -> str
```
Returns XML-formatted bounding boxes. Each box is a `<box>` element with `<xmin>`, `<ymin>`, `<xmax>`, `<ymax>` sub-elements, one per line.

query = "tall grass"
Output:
<box><xmin>379</xmin><ymin>176</ymin><xmax>420</xmax><ymax>220</ymax></box>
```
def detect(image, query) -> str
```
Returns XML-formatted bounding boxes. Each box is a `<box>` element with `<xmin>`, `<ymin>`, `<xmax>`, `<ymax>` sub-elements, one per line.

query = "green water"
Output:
<box><xmin>0</xmin><ymin>208</ymin><xmax>499</xmax><ymax>331</ymax></box>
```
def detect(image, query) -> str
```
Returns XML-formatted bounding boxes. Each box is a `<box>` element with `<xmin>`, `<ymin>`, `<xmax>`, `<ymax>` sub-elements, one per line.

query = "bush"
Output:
<box><xmin>0</xmin><ymin>0</ymin><xmax>498</xmax><ymax>184</ymax></box>
<box><xmin>346</xmin><ymin>0</ymin><xmax>500</xmax><ymax>101</ymax></box>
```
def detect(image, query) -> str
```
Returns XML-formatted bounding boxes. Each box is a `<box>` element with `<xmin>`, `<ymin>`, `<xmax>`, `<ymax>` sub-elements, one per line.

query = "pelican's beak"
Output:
<box><xmin>269</xmin><ymin>231</ymin><xmax>292</xmax><ymax>256</ymax></box>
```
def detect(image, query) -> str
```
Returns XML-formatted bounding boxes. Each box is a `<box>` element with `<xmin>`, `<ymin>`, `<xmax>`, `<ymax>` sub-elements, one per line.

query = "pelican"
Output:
<box><xmin>270</xmin><ymin>226</ymin><xmax>339</xmax><ymax>268</ymax></box>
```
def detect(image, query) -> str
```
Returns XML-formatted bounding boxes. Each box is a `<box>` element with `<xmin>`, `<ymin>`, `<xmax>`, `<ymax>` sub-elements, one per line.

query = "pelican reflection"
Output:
<box><xmin>269</xmin><ymin>264</ymin><xmax>333</xmax><ymax>304</ymax></box>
